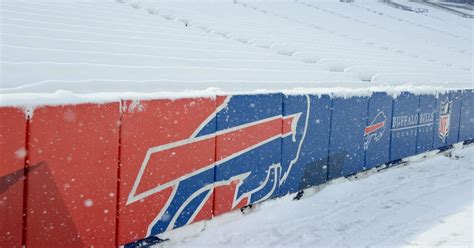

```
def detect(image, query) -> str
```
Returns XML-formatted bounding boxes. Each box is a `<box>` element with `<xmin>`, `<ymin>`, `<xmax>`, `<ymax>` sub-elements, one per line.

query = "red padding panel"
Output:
<box><xmin>26</xmin><ymin>103</ymin><xmax>120</xmax><ymax>247</ymax></box>
<box><xmin>118</xmin><ymin>98</ymin><xmax>216</xmax><ymax>245</ymax></box>
<box><xmin>0</xmin><ymin>107</ymin><xmax>27</xmax><ymax>248</ymax></box>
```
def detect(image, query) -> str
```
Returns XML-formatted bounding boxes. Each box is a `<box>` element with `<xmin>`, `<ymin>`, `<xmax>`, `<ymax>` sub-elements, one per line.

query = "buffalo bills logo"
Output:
<box><xmin>364</xmin><ymin>111</ymin><xmax>386</xmax><ymax>150</ymax></box>
<box><xmin>438</xmin><ymin>98</ymin><xmax>452</xmax><ymax>142</ymax></box>
<box><xmin>126</xmin><ymin>95</ymin><xmax>310</xmax><ymax>237</ymax></box>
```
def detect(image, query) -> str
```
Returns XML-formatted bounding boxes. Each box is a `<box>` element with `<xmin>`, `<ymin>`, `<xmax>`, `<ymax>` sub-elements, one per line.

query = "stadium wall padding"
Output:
<box><xmin>433</xmin><ymin>91</ymin><xmax>463</xmax><ymax>148</ymax></box>
<box><xmin>0</xmin><ymin>90</ymin><xmax>472</xmax><ymax>247</ymax></box>
<box><xmin>459</xmin><ymin>90</ymin><xmax>474</xmax><ymax>141</ymax></box>
<box><xmin>390</xmin><ymin>92</ymin><xmax>419</xmax><ymax>161</ymax></box>
<box><xmin>365</xmin><ymin>92</ymin><xmax>393</xmax><ymax>170</ymax></box>
<box><xmin>328</xmin><ymin>96</ymin><xmax>369</xmax><ymax>179</ymax></box>
<box><xmin>416</xmin><ymin>94</ymin><xmax>437</xmax><ymax>154</ymax></box>
<box><xmin>0</xmin><ymin>107</ymin><xmax>27</xmax><ymax>247</ymax></box>
<box><xmin>26</xmin><ymin>103</ymin><xmax>120</xmax><ymax>247</ymax></box>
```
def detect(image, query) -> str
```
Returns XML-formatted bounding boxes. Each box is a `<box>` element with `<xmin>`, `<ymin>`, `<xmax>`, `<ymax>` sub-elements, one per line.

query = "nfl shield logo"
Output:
<box><xmin>438</xmin><ymin>98</ymin><xmax>452</xmax><ymax>142</ymax></box>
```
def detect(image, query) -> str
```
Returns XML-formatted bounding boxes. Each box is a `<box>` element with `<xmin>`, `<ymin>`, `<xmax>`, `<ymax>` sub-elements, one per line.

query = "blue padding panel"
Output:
<box><xmin>279</xmin><ymin>94</ymin><xmax>331</xmax><ymax>195</ymax></box>
<box><xmin>416</xmin><ymin>94</ymin><xmax>436</xmax><ymax>154</ymax></box>
<box><xmin>215</xmin><ymin>94</ymin><xmax>283</xmax><ymax>205</ymax></box>
<box><xmin>459</xmin><ymin>90</ymin><xmax>474</xmax><ymax>141</ymax></box>
<box><xmin>433</xmin><ymin>91</ymin><xmax>462</xmax><ymax>148</ymax></box>
<box><xmin>390</xmin><ymin>92</ymin><xmax>419</xmax><ymax>161</ymax></box>
<box><xmin>365</xmin><ymin>92</ymin><xmax>393</xmax><ymax>169</ymax></box>
<box><xmin>328</xmin><ymin>96</ymin><xmax>368</xmax><ymax>179</ymax></box>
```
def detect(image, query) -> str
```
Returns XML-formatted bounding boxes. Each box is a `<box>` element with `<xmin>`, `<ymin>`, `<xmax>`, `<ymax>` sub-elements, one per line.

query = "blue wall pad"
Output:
<box><xmin>459</xmin><ymin>90</ymin><xmax>474</xmax><ymax>141</ymax></box>
<box><xmin>365</xmin><ymin>92</ymin><xmax>393</xmax><ymax>169</ymax></box>
<box><xmin>214</xmin><ymin>94</ymin><xmax>283</xmax><ymax>205</ymax></box>
<box><xmin>279</xmin><ymin>94</ymin><xmax>331</xmax><ymax>196</ymax></box>
<box><xmin>433</xmin><ymin>91</ymin><xmax>462</xmax><ymax>149</ymax></box>
<box><xmin>416</xmin><ymin>94</ymin><xmax>437</xmax><ymax>154</ymax></box>
<box><xmin>328</xmin><ymin>96</ymin><xmax>369</xmax><ymax>179</ymax></box>
<box><xmin>390</xmin><ymin>92</ymin><xmax>420</xmax><ymax>161</ymax></box>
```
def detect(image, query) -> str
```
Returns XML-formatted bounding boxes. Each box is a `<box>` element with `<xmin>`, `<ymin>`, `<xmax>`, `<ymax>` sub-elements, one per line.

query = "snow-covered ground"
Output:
<box><xmin>156</xmin><ymin>144</ymin><xmax>474</xmax><ymax>247</ymax></box>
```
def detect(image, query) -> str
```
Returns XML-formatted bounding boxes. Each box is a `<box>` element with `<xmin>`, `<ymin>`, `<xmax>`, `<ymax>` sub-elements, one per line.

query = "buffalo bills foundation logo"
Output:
<box><xmin>364</xmin><ymin>111</ymin><xmax>386</xmax><ymax>150</ymax></box>
<box><xmin>391</xmin><ymin>111</ymin><xmax>435</xmax><ymax>137</ymax></box>
<box><xmin>438</xmin><ymin>98</ymin><xmax>452</xmax><ymax>142</ymax></box>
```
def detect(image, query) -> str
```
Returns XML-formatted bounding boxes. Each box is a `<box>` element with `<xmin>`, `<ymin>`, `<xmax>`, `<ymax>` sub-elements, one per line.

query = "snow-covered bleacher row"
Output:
<box><xmin>0</xmin><ymin>0</ymin><xmax>472</xmax><ymax>102</ymax></box>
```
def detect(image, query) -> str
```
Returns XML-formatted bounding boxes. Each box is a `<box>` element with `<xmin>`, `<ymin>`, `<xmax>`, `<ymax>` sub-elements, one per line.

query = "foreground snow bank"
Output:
<box><xmin>157</xmin><ymin>144</ymin><xmax>473</xmax><ymax>247</ymax></box>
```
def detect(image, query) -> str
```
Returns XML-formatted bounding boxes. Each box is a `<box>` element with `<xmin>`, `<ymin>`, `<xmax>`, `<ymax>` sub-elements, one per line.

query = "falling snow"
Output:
<box><xmin>15</xmin><ymin>148</ymin><xmax>27</xmax><ymax>160</ymax></box>
<box><xmin>84</xmin><ymin>199</ymin><xmax>94</xmax><ymax>207</ymax></box>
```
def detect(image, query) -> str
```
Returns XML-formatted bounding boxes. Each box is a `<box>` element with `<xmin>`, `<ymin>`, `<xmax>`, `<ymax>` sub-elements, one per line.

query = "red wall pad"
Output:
<box><xmin>0</xmin><ymin>107</ymin><xmax>27</xmax><ymax>248</ymax></box>
<box><xmin>26</xmin><ymin>103</ymin><xmax>120</xmax><ymax>247</ymax></box>
<box><xmin>118</xmin><ymin>98</ymin><xmax>217</xmax><ymax>245</ymax></box>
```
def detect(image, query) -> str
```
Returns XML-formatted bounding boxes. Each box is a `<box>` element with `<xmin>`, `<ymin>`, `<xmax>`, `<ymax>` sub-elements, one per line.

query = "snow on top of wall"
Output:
<box><xmin>1</xmin><ymin>84</ymin><xmax>467</xmax><ymax>109</ymax></box>
<box><xmin>0</xmin><ymin>0</ymin><xmax>472</xmax><ymax>107</ymax></box>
